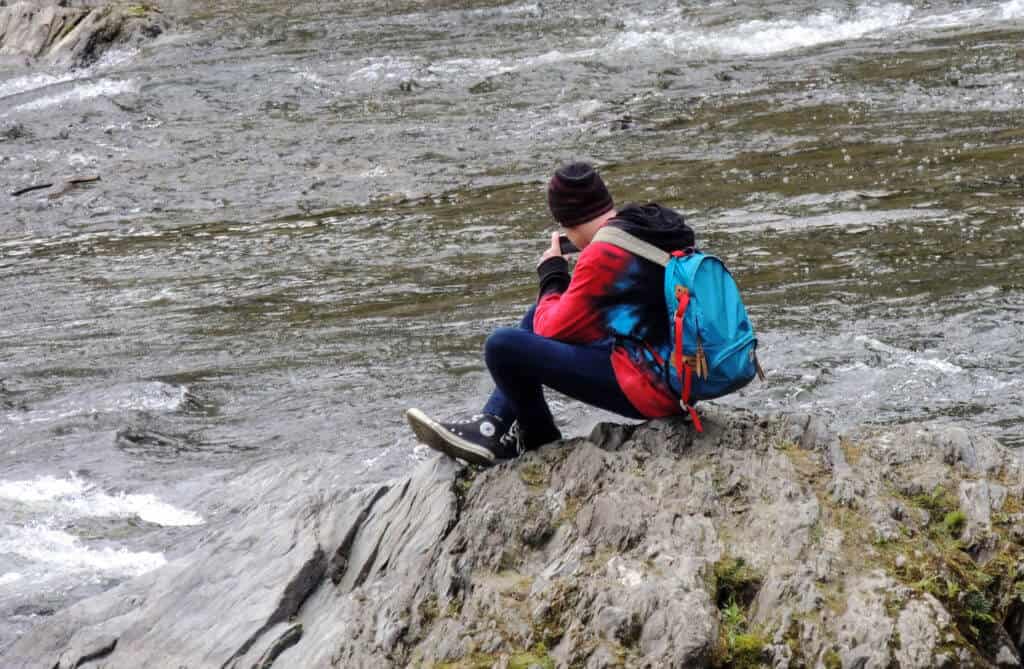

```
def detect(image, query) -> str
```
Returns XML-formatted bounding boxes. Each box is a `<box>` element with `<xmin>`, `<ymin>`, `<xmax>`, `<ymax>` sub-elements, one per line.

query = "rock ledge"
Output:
<box><xmin>5</xmin><ymin>406</ymin><xmax>1024</xmax><ymax>668</ymax></box>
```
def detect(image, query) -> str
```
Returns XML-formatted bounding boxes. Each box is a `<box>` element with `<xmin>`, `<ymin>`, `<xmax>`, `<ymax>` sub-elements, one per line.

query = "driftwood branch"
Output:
<box><xmin>10</xmin><ymin>175</ymin><xmax>100</xmax><ymax>197</ymax></box>
<box><xmin>10</xmin><ymin>183</ymin><xmax>52</xmax><ymax>197</ymax></box>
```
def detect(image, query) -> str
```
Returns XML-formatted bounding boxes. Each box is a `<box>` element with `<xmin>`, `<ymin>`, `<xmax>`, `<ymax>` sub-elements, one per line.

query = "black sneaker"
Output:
<box><xmin>405</xmin><ymin>409</ymin><xmax>521</xmax><ymax>466</ymax></box>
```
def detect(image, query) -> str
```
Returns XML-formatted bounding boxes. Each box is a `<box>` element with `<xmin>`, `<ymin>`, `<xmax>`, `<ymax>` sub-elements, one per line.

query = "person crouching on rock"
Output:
<box><xmin>406</xmin><ymin>162</ymin><xmax>694</xmax><ymax>466</ymax></box>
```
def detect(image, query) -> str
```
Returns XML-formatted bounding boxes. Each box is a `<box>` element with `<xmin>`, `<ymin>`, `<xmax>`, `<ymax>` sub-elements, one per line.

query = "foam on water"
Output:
<box><xmin>463</xmin><ymin>2</ymin><xmax>540</xmax><ymax>18</ymax></box>
<box><xmin>429</xmin><ymin>57</ymin><xmax>506</xmax><ymax>77</ymax></box>
<box><xmin>347</xmin><ymin>55</ymin><xmax>424</xmax><ymax>82</ymax></box>
<box><xmin>733</xmin><ymin>311</ymin><xmax>1014</xmax><ymax>431</ymax></box>
<box><xmin>0</xmin><ymin>572</ymin><xmax>23</xmax><ymax>587</ymax></box>
<box><xmin>0</xmin><ymin>72</ymin><xmax>79</xmax><ymax>100</ymax></box>
<box><xmin>0</xmin><ymin>476</ymin><xmax>82</xmax><ymax>504</ymax></box>
<box><xmin>0</xmin><ymin>474</ymin><xmax>203</xmax><ymax>527</ymax></box>
<box><xmin>0</xmin><ymin>525</ymin><xmax>165</xmax><ymax>579</ymax></box>
<box><xmin>911</xmin><ymin>6</ymin><xmax>993</xmax><ymax>29</ymax></box>
<box><xmin>8</xmin><ymin>79</ymin><xmax>137</xmax><ymax>114</ymax></box>
<box><xmin>856</xmin><ymin>335</ymin><xmax>964</xmax><ymax>374</ymax></box>
<box><xmin>388</xmin><ymin>1</ymin><xmax>540</xmax><ymax>28</ymax></box>
<box><xmin>611</xmin><ymin>3</ymin><xmax>916</xmax><ymax>58</ymax></box>
<box><xmin>710</xmin><ymin>207</ymin><xmax>945</xmax><ymax>233</ymax></box>
<box><xmin>0</xmin><ymin>473</ymin><xmax>189</xmax><ymax>592</ymax></box>
<box><xmin>4</xmin><ymin>381</ymin><xmax>190</xmax><ymax>427</ymax></box>
<box><xmin>0</xmin><ymin>48</ymin><xmax>136</xmax><ymax>101</ymax></box>
<box><xmin>518</xmin><ymin>48</ymin><xmax>600</xmax><ymax>69</ymax></box>
<box><xmin>607</xmin><ymin>0</ymin><xmax>1024</xmax><ymax>60</ymax></box>
<box><xmin>342</xmin><ymin>0</ymin><xmax>1022</xmax><ymax>90</ymax></box>
<box><xmin>347</xmin><ymin>54</ymin><xmax>527</xmax><ymax>87</ymax></box>
<box><xmin>1001</xmin><ymin>0</ymin><xmax>1024</xmax><ymax>18</ymax></box>
<box><xmin>909</xmin><ymin>0</ymin><xmax>1024</xmax><ymax>27</ymax></box>
<box><xmin>91</xmin><ymin>47</ymin><xmax>139</xmax><ymax>70</ymax></box>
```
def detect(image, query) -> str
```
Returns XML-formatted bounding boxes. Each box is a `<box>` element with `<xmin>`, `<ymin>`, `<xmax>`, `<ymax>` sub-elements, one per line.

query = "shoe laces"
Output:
<box><xmin>498</xmin><ymin>422</ymin><xmax>523</xmax><ymax>455</ymax></box>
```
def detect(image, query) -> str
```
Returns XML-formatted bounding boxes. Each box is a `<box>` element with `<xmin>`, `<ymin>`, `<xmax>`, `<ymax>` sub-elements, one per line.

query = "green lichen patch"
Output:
<box><xmin>418</xmin><ymin>594</ymin><xmax>439</xmax><ymax>626</ymax></box>
<box><xmin>120</xmin><ymin>3</ymin><xmax>161</xmax><ymax>18</ymax></box>
<box><xmin>453</xmin><ymin>467</ymin><xmax>477</xmax><ymax>504</ymax></box>
<box><xmin>772</xmin><ymin>438</ymin><xmax>797</xmax><ymax>452</ymax></box>
<box><xmin>433</xmin><ymin>653</ymin><xmax>496</xmax><ymax>669</ymax></box>
<box><xmin>555</xmin><ymin>494</ymin><xmax>582</xmax><ymax>528</ymax></box>
<box><xmin>518</xmin><ymin>462</ymin><xmax>548</xmax><ymax>488</ymax></box>
<box><xmin>509</xmin><ymin>649</ymin><xmax>556</xmax><ymax>669</ymax></box>
<box><xmin>433</xmin><ymin>649</ymin><xmax>554</xmax><ymax>669</ymax></box>
<box><xmin>822</xmin><ymin>648</ymin><xmax>842</xmax><ymax>669</ymax></box>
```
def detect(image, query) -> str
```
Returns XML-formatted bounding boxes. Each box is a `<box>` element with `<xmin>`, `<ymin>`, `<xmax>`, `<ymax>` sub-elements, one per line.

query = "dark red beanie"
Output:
<box><xmin>547</xmin><ymin>162</ymin><xmax>614</xmax><ymax>227</ymax></box>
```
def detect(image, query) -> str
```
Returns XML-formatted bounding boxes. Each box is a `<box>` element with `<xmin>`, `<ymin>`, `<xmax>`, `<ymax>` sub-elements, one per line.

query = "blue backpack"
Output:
<box><xmin>594</xmin><ymin>227</ymin><xmax>764</xmax><ymax>432</ymax></box>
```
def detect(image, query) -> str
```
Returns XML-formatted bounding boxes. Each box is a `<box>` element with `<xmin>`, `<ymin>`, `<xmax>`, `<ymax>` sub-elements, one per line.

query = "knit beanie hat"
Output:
<box><xmin>547</xmin><ymin>162</ymin><xmax>614</xmax><ymax>227</ymax></box>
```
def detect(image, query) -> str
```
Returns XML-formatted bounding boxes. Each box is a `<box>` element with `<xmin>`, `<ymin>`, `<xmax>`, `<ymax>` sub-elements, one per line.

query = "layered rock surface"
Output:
<box><xmin>5</xmin><ymin>406</ymin><xmax>1024</xmax><ymax>668</ymax></box>
<box><xmin>0</xmin><ymin>1</ymin><xmax>167</xmax><ymax>68</ymax></box>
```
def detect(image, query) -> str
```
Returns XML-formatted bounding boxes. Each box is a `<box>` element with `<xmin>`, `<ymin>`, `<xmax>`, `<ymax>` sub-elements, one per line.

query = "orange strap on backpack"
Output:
<box><xmin>673</xmin><ymin>286</ymin><xmax>703</xmax><ymax>432</ymax></box>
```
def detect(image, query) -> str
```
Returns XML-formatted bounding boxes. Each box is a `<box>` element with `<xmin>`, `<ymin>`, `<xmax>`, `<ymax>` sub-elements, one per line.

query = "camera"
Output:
<box><xmin>558</xmin><ymin>235</ymin><xmax>579</xmax><ymax>255</ymax></box>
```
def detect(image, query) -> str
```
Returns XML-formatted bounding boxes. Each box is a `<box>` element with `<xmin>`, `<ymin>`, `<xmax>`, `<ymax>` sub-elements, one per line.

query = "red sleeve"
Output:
<box><xmin>533</xmin><ymin>242</ymin><xmax>627</xmax><ymax>342</ymax></box>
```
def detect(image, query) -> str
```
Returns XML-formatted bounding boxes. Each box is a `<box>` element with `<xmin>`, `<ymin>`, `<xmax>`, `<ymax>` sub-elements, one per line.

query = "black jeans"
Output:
<box><xmin>481</xmin><ymin>305</ymin><xmax>645</xmax><ymax>445</ymax></box>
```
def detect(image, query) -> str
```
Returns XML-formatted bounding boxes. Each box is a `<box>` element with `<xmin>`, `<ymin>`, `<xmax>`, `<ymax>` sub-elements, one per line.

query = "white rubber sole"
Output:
<box><xmin>405</xmin><ymin>408</ymin><xmax>496</xmax><ymax>467</ymax></box>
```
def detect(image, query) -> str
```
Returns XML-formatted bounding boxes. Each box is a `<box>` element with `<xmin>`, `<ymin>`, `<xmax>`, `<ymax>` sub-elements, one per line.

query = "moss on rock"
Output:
<box><xmin>942</xmin><ymin>510</ymin><xmax>967</xmax><ymax>537</ymax></box>
<box><xmin>710</xmin><ymin>556</ymin><xmax>767</xmax><ymax>668</ymax></box>
<box><xmin>712</xmin><ymin>556</ymin><xmax>761</xmax><ymax>608</ymax></box>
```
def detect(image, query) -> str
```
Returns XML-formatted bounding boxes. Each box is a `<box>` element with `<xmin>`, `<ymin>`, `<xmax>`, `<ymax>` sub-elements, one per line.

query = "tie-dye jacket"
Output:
<box><xmin>534</xmin><ymin>203</ymin><xmax>696</xmax><ymax>418</ymax></box>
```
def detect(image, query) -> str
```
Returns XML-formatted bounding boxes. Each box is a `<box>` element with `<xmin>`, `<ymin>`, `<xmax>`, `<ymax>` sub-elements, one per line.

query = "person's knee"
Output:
<box><xmin>484</xmin><ymin>327</ymin><xmax>531</xmax><ymax>370</ymax></box>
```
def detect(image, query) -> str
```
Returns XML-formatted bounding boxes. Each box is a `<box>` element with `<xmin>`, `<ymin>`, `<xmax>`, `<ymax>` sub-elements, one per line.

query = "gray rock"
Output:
<box><xmin>1</xmin><ymin>122</ymin><xmax>31</xmax><ymax>141</ymax></box>
<box><xmin>5</xmin><ymin>407</ymin><xmax>1024</xmax><ymax>668</ymax></box>
<box><xmin>959</xmin><ymin>479</ymin><xmax>1006</xmax><ymax>542</ymax></box>
<box><xmin>0</xmin><ymin>1</ymin><xmax>169</xmax><ymax>69</ymax></box>
<box><xmin>835</xmin><ymin>572</ymin><xmax>896</xmax><ymax>669</ymax></box>
<box><xmin>895</xmin><ymin>594</ymin><xmax>950</xmax><ymax>668</ymax></box>
<box><xmin>998</xmin><ymin>644</ymin><xmax>1022</xmax><ymax>667</ymax></box>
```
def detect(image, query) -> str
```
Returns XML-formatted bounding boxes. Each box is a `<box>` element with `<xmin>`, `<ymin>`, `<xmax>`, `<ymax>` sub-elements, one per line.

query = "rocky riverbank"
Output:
<box><xmin>5</xmin><ymin>406</ymin><xmax>1024</xmax><ymax>668</ymax></box>
<box><xmin>0</xmin><ymin>1</ymin><xmax>167</xmax><ymax>68</ymax></box>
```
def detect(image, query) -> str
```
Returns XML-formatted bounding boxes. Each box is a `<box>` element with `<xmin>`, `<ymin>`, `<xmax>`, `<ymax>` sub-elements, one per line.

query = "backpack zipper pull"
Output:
<box><xmin>696</xmin><ymin>335</ymin><xmax>708</xmax><ymax>379</ymax></box>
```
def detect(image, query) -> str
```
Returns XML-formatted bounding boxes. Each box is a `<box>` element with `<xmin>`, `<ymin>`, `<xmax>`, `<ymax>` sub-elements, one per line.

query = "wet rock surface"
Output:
<box><xmin>0</xmin><ymin>1</ymin><xmax>168</xmax><ymax>68</ymax></box>
<box><xmin>5</xmin><ymin>406</ymin><xmax>1024</xmax><ymax>668</ymax></box>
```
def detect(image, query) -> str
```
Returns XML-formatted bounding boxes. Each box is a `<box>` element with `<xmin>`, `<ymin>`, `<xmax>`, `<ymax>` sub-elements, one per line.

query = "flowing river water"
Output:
<box><xmin>2</xmin><ymin>0</ymin><xmax>1023</xmax><ymax>653</ymax></box>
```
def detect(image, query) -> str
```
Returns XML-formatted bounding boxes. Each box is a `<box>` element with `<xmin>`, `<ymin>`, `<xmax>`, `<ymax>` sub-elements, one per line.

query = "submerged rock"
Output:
<box><xmin>5</xmin><ymin>406</ymin><xmax>1024</xmax><ymax>668</ymax></box>
<box><xmin>0</xmin><ymin>122</ymin><xmax>31</xmax><ymax>141</ymax></box>
<box><xmin>0</xmin><ymin>1</ymin><xmax>168</xmax><ymax>69</ymax></box>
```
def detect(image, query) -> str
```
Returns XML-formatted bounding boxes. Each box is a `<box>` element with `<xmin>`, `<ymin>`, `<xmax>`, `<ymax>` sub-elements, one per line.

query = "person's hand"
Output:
<box><xmin>537</xmin><ymin>231</ymin><xmax>562</xmax><ymax>266</ymax></box>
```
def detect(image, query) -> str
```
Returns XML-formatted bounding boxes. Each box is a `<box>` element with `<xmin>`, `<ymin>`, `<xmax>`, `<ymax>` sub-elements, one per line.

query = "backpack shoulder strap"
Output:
<box><xmin>592</xmin><ymin>226</ymin><xmax>671</xmax><ymax>267</ymax></box>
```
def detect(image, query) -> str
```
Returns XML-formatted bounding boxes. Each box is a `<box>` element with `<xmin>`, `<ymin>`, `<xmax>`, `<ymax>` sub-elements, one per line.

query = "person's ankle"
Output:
<box><xmin>519</xmin><ymin>425</ymin><xmax>562</xmax><ymax>451</ymax></box>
